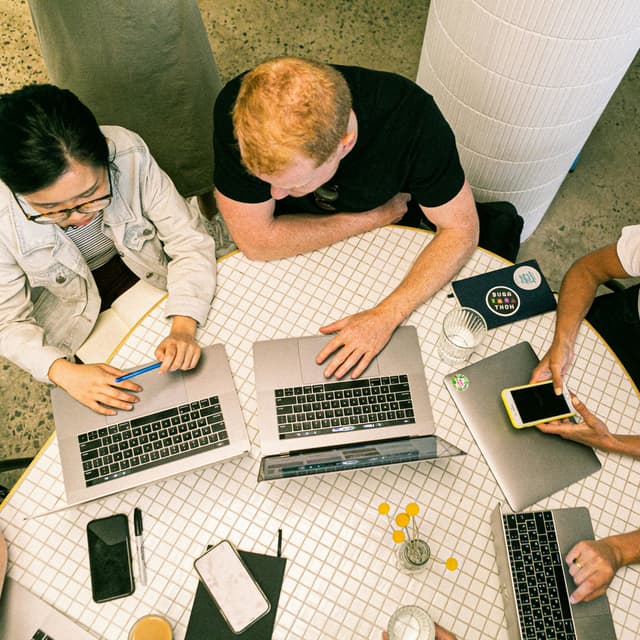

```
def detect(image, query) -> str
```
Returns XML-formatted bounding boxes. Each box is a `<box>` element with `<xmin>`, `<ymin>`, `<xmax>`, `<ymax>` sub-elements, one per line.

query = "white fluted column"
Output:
<box><xmin>417</xmin><ymin>0</ymin><xmax>640</xmax><ymax>239</ymax></box>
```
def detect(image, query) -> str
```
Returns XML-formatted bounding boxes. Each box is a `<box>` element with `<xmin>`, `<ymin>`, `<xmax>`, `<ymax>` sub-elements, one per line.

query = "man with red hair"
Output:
<box><xmin>214</xmin><ymin>57</ymin><xmax>479</xmax><ymax>379</ymax></box>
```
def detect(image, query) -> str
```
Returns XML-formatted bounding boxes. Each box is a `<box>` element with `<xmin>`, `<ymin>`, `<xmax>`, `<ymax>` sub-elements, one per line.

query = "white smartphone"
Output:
<box><xmin>501</xmin><ymin>380</ymin><xmax>575</xmax><ymax>428</ymax></box>
<box><xmin>193</xmin><ymin>540</ymin><xmax>270</xmax><ymax>633</ymax></box>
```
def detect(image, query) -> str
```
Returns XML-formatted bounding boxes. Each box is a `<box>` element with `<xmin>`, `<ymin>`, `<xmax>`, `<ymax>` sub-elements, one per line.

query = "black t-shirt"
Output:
<box><xmin>213</xmin><ymin>65</ymin><xmax>465</xmax><ymax>216</ymax></box>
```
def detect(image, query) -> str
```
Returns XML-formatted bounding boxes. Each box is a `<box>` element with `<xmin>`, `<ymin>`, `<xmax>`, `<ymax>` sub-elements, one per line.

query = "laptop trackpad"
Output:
<box><xmin>554</xmin><ymin>508</ymin><xmax>611</xmax><ymax>620</ymax></box>
<box><xmin>297</xmin><ymin>334</ymin><xmax>381</xmax><ymax>384</ymax></box>
<box><xmin>123</xmin><ymin>369</ymin><xmax>188</xmax><ymax>418</ymax></box>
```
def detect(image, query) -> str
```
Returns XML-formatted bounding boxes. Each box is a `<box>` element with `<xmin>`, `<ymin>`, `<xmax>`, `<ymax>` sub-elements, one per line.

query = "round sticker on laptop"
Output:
<box><xmin>513</xmin><ymin>264</ymin><xmax>542</xmax><ymax>291</ymax></box>
<box><xmin>486</xmin><ymin>287</ymin><xmax>520</xmax><ymax>317</ymax></box>
<box><xmin>450</xmin><ymin>374</ymin><xmax>469</xmax><ymax>392</ymax></box>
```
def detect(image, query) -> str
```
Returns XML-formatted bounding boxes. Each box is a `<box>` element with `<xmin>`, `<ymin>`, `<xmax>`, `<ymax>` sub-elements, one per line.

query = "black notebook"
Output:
<box><xmin>451</xmin><ymin>259</ymin><xmax>556</xmax><ymax>329</ymax></box>
<box><xmin>185</xmin><ymin>549</ymin><xmax>287</xmax><ymax>640</ymax></box>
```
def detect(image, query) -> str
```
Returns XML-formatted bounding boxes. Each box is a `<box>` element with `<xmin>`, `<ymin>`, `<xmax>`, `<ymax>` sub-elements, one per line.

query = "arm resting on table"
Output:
<box><xmin>215</xmin><ymin>188</ymin><xmax>409</xmax><ymax>261</ymax></box>
<box><xmin>317</xmin><ymin>181</ymin><xmax>479</xmax><ymax>379</ymax></box>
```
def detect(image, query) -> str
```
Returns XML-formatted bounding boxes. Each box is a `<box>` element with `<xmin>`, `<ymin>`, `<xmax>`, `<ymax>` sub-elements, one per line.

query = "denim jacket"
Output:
<box><xmin>0</xmin><ymin>126</ymin><xmax>216</xmax><ymax>382</ymax></box>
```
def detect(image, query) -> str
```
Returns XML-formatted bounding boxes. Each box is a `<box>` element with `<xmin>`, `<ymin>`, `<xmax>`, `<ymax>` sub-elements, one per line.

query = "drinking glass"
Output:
<box><xmin>128</xmin><ymin>614</ymin><xmax>172</xmax><ymax>640</ymax></box>
<box><xmin>436</xmin><ymin>307</ymin><xmax>487</xmax><ymax>367</ymax></box>
<box><xmin>387</xmin><ymin>605</ymin><xmax>436</xmax><ymax>640</ymax></box>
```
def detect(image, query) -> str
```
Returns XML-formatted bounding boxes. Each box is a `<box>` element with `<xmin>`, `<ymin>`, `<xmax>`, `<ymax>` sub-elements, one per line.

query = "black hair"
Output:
<box><xmin>0</xmin><ymin>84</ymin><xmax>109</xmax><ymax>194</ymax></box>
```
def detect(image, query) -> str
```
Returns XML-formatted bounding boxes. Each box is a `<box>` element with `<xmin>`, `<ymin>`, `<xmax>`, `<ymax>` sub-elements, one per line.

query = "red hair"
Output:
<box><xmin>233</xmin><ymin>57</ymin><xmax>352</xmax><ymax>176</ymax></box>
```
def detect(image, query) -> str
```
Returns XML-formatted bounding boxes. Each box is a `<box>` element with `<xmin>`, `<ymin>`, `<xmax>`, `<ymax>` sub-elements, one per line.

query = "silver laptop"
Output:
<box><xmin>490</xmin><ymin>504</ymin><xmax>617</xmax><ymax>639</ymax></box>
<box><xmin>253</xmin><ymin>326</ymin><xmax>465</xmax><ymax>480</ymax></box>
<box><xmin>444</xmin><ymin>342</ymin><xmax>601</xmax><ymax>510</ymax></box>
<box><xmin>52</xmin><ymin>344</ymin><xmax>250</xmax><ymax>506</ymax></box>
<box><xmin>0</xmin><ymin>577</ymin><xmax>98</xmax><ymax>639</ymax></box>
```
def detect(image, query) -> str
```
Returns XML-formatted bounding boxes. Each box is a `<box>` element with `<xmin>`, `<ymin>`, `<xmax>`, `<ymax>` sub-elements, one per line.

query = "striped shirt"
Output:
<box><xmin>64</xmin><ymin>212</ymin><xmax>117</xmax><ymax>270</ymax></box>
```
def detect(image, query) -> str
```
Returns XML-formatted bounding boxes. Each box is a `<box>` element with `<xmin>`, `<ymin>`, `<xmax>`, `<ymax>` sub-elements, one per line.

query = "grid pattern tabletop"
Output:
<box><xmin>2</xmin><ymin>226</ymin><xmax>639</xmax><ymax>639</ymax></box>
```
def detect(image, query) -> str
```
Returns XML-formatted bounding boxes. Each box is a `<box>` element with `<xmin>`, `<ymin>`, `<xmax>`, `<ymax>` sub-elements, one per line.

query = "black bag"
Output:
<box><xmin>400</xmin><ymin>199</ymin><xmax>524</xmax><ymax>263</ymax></box>
<box><xmin>474</xmin><ymin>200</ymin><xmax>523</xmax><ymax>262</ymax></box>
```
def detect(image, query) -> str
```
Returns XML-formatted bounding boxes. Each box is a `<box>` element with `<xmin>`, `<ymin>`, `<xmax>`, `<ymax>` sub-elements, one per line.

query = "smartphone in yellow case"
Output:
<box><xmin>501</xmin><ymin>380</ymin><xmax>575</xmax><ymax>428</ymax></box>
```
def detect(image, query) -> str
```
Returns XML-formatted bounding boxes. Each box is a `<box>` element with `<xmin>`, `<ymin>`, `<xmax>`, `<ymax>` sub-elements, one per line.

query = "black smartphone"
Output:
<box><xmin>86</xmin><ymin>513</ymin><xmax>135</xmax><ymax>603</ymax></box>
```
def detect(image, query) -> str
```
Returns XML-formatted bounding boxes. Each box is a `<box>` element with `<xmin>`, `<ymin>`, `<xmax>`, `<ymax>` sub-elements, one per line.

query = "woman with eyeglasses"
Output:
<box><xmin>0</xmin><ymin>84</ymin><xmax>217</xmax><ymax>415</ymax></box>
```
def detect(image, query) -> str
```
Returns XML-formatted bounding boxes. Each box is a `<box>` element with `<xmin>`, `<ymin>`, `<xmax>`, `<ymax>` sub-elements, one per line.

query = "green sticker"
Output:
<box><xmin>450</xmin><ymin>374</ymin><xmax>469</xmax><ymax>392</ymax></box>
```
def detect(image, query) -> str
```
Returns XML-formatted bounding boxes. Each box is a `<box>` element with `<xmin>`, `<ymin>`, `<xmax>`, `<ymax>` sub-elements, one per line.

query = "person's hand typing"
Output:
<box><xmin>566</xmin><ymin>538</ymin><xmax>621</xmax><ymax>603</ymax></box>
<box><xmin>316</xmin><ymin>305</ymin><xmax>398</xmax><ymax>379</ymax></box>
<box><xmin>155</xmin><ymin>315</ymin><xmax>201</xmax><ymax>372</ymax></box>
<box><xmin>48</xmin><ymin>359</ymin><xmax>141</xmax><ymax>415</ymax></box>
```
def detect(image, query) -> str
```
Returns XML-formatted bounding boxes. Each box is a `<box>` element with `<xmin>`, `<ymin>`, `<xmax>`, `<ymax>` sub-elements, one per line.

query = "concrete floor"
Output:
<box><xmin>0</xmin><ymin>0</ymin><xmax>638</xmax><ymax>492</ymax></box>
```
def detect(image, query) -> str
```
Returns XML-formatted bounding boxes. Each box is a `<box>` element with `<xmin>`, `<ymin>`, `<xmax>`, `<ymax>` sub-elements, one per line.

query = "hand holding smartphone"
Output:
<box><xmin>501</xmin><ymin>380</ymin><xmax>575</xmax><ymax>428</ymax></box>
<box><xmin>194</xmin><ymin>540</ymin><xmax>271</xmax><ymax>634</ymax></box>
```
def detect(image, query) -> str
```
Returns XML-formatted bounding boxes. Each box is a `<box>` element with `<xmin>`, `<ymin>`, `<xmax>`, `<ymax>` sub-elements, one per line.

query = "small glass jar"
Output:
<box><xmin>387</xmin><ymin>605</ymin><xmax>436</xmax><ymax>640</ymax></box>
<box><xmin>397</xmin><ymin>538</ymin><xmax>431</xmax><ymax>574</ymax></box>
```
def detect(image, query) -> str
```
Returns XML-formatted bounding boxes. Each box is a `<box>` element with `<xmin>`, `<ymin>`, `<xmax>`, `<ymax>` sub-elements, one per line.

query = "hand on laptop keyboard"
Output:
<box><xmin>154</xmin><ymin>315</ymin><xmax>201</xmax><ymax>372</ymax></box>
<box><xmin>316</xmin><ymin>306</ymin><xmax>398</xmax><ymax>379</ymax></box>
<box><xmin>48</xmin><ymin>359</ymin><xmax>141</xmax><ymax>415</ymax></box>
<box><xmin>567</xmin><ymin>538</ymin><xmax>621</xmax><ymax>604</ymax></box>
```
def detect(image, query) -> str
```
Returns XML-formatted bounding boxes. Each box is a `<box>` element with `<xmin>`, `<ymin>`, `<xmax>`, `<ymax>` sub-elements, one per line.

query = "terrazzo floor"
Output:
<box><xmin>0</xmin><ymin>0</ymin><xmax>638</xmax><ymax>493</ymax></box>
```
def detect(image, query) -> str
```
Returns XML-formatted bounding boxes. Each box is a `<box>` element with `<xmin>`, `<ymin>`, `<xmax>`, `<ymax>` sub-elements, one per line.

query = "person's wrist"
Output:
<box><xmin>553</xmin><ymin>326</ymin><xmax>577</xmax><ymax>351</ymax></box>
<box><xmin>169</xmin><ymin>315</ymin><xmax>197</xmax><ymax>337</ymax></box>
<box><xmin>600</xmin><ymin>433</ymin><xmax>627</xmax><ymax>455</ymax></box>
<box><xmin>375</xmin><ymin>298</ymin><xmax>407</xmax><ymax>329</ymax></box>
<box><xmin>602</xmin><ymin>536</ymin><xmax>625</xmax><ymax>571</ymax></box>
<box><xmin>47</xmin><ymin>357</ymin><xmax>71</xmax><ymax>386</ymax></box>
<box><xmin>367</xmin><ymin>206</ymin><xmax>387</xmax><ymax>230</ymax></box>
<box><xmin>370</xmin><ymin>202</ymin><xmax>397</xmax><ymax>227</ymax></box>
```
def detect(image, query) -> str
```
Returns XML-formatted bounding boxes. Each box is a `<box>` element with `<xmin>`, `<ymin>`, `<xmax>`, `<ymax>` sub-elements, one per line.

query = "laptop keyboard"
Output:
<box><xmin>503</xmin><ymin>511</ymin><xmax>576</xmax><ymax>640</ymax></box>
<box><xmin>275</xmin><ymin>375</ymin><xmax>415</xmax><ymax>440</ymax></box>
<box><xmin>78</xmin><ymin>396</ymin><xmax>229</xmax><ymax>487</ymax></box>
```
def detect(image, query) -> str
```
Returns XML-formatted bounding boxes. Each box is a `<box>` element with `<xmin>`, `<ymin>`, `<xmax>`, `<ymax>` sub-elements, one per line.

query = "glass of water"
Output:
<box><xmin>436</xmin><ymin>307</ymin><xmax>487</xmax><ymax>367</ymax></box>
<box><xmin>387</xmin><ymin>605</ymin><xmax>436</xmax><ymax>640</ymax></box>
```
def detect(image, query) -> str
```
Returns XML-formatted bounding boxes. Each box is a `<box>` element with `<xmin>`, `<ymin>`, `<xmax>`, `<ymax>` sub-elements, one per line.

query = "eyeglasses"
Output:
<box><xmin>13</xmin><ymin>168</ymin><xmax>113</xmax><ymax>224</ymax></box>
<box><xmin>313</xmin><ymin>184</ymin><xmax>339</xmax><ymax>211</ymax></box>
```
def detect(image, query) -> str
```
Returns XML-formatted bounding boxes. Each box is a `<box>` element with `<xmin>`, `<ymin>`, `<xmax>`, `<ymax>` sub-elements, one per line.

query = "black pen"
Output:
<box><xmin>134</xmin><ymin>508</ymin><xmax>147</xmax><ymax>585</ymax></box>
<box><xmin>277</xmin><ymin>528</ymin><xmax>282</xmax><ymax>558</ymax></box>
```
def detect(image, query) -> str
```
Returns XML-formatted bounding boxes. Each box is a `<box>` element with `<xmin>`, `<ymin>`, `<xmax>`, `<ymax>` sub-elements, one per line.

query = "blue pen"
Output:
<box><xmin>114</xmin><ymin>361</ymin><xmax>161</xmax><ymax>383</ymax></box>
